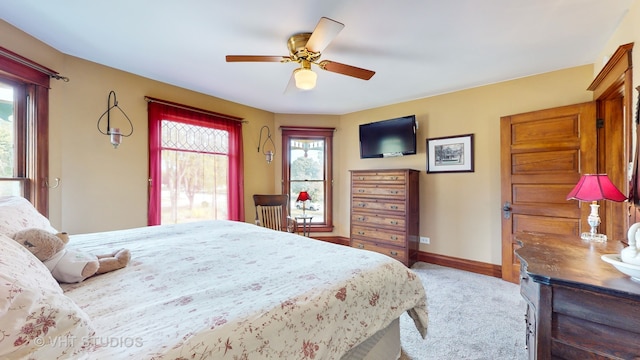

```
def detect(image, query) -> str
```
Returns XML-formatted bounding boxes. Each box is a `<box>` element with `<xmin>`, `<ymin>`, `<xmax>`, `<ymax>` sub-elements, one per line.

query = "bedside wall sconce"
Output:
<box><xmin>97</xmin><ymin>90</ymin><xmax>134</xmax><ymax>148</ymax></box>
<box><xmin>258</xmin><ymin>125</ymin><xmax>276</xmax><ymax>164</ymax></box>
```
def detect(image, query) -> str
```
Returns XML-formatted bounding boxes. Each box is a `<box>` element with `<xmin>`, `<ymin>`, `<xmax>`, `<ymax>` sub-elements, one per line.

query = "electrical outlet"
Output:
<box><xmin>419</xmin><ymin>236</ymin><xmax>430</xmax><ymax>244</ymax></box>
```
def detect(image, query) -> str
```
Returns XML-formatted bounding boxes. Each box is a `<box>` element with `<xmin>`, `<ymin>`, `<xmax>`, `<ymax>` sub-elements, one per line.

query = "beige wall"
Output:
<box><xmin>595</xmin><ymin>0</ymin><xmax>640</xmax><ymax>79</ymax></box>
<box><xmin>274</xmin><ymin>67</ymin><xmax>593</xmax><ymax>265</ymax></box>
<box><xmin>1</xmin><ymin>20</ymin><xmax>276</xmax><ymax>233</ymax></box>
<box><xmin>5</xmin><ymin>11</ymin><xmax>635</xmax><ymax>265</ymax></box>
<box><xmin>338</xmin><ymin>67</ymin><xmax>594</xmax><ymax>264</ymax></box>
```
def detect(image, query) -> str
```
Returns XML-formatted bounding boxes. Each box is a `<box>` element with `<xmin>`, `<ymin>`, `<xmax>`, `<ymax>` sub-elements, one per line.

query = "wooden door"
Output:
<box><xmin>500</xmin><ymin>102</ymin><xmax>596</xmax><ymax>283</ymax></box>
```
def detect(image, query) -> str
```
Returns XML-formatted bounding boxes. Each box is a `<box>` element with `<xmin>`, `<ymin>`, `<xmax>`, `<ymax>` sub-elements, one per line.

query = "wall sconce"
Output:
<box><xmin>566</xmin><ymin>174</ymin><xmax>627</xmax><ymax>242</ymax></box>
<box><xmin>258</xmin><ymin>125</ymin><xmax>276</xmax><ymax>164</ymax></box>
<box><xmin>97</xmin><ymin>90</ymin><xmax>134</xmax><ymax>149</ymax></box>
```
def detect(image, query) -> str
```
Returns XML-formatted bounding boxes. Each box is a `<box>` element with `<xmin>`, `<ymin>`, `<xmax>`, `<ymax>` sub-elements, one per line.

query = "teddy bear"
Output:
<box><xmin>12</xmin><ymin>228</ymin><xmax>131</xmax><ymax>283</ymax></box>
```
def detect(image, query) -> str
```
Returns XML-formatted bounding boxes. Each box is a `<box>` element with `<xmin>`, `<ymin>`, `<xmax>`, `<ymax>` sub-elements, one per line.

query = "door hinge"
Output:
<box><xmin>596</xmin><ymin>118</ymin><xmax>605</xmax><ymax>128</ymax></box>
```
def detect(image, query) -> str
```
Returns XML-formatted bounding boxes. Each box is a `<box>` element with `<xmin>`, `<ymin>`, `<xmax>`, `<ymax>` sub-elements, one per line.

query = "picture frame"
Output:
<box><xmin>426</xmin><ymin>133</ymin><xmax>474</xmax><ymax>173</ymax></box>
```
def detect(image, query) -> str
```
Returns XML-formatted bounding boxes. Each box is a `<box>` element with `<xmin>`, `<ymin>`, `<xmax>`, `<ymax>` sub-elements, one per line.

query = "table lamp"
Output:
<box><xmin>566</xmin><ymin>174</ymin><xmax>627</xmax><ymax>242</ymax></box>
<box><xmin>296</xmin><ymin>191</ymin><xmax>311</xmax><ymax>216</ymax></box>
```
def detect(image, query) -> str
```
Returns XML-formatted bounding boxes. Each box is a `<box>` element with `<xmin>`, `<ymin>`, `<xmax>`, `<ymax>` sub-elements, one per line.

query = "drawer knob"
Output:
<box><xmin>358</xmin><ymin>189</ymin><xmax>365</xmax><ymax>193</ymax></box>
<box><xmin>390</xmin><ymin>190</ymin><xmax>399</xmax><ymax>194</ymax></box>
<box><xmin>390</xmin><ymin>205</ymin><xmax>398</xmax><ymax>209</ymax></box>
<box><xmin>357</xmin><ymin>243</ymin><xmax>364</xmax><ymax>249</ymax></box>
<box><xmin>390</xmin><ymin>220</ymin><xmax>398</xmax><ymax>225</ymax></box>
<box><xmin>358</xmin><ymin>203</ymin><xmax>367</xmax><ymax>207</ymax></box>
<box><xmin>390</xmin><ymin>236</ymin><xmax>398</xmax><ymax>240</ymax></box>
<box><xmin>358</xmin><ymin>231</ymin><xmax>365</xmax><ymax>235</ymax></box>
<box><xmin>390</xmin><ymin>251</ymin><xmax>398</xmax><ymax>256</ymax></box>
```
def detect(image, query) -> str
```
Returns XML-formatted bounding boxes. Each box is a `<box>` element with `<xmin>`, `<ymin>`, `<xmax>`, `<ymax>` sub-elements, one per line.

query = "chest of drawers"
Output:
<box><xmin>350</xmin><ymin>169</ymin><xmax>420</xmax><ymax>266</ymax></box>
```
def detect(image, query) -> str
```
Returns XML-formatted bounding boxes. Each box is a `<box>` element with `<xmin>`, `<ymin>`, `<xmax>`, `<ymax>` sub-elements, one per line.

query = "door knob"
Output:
<box><xmin>502</xmin><ymin>202</ymin><xmax>512</xmax><ymax>219</ymax></box>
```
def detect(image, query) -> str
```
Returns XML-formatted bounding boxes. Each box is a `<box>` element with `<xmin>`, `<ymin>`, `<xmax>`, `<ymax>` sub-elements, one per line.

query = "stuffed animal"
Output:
<box><xmin>12</xmin><ymin>228</ymin><xmax>131</xmax><ymax>283</ymax></box>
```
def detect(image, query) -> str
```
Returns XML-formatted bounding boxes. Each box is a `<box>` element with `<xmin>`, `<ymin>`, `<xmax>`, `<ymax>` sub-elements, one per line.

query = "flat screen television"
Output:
<box><xmin>359</xmin><ymin>115</ymin><xmax>417</xmax><ymax>158</ymax></box>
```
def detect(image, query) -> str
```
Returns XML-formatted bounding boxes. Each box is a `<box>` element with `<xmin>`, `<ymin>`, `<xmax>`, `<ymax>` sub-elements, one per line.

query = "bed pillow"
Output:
<box><xmin>0</xmin><ymin>233</ymin><xmax>95</xmax><ymax>359</ymax></box>
<box><xmin>0</xmin><ymin>196</ymin><xmax>58</xmax><ymax>238</ymax></box>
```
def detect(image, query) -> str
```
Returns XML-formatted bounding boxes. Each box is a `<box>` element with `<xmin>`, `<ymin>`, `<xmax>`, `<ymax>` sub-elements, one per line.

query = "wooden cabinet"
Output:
<box><xmin>350</xmin><ymin>169</ymin><xmax>419</xmax><ymax>267</ymax></box>
<box><xmin>515</xmin><ymin>233</ymin><xmax>640</xmax><ymax>359</ymax></box>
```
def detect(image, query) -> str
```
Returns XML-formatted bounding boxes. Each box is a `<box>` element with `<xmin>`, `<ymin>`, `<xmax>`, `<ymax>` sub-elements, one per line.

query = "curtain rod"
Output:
<box><xmin>145</xmin><ymin>96</ymin><xmax>247</xmax><ymax>123</ymax></box>
<box><xmin>0</xmin><ymin>47</ymin><xmax>69</xmax><ymax>82</ymax></box>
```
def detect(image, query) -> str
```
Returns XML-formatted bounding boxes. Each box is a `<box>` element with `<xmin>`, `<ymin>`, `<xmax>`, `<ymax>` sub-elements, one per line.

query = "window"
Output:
<box><xmin>281</xmin><ymin>126</ymin><xmax>334</xmax><ymax>232</ymax></box>
<box><xmin>0</xmin><ymin>47</ymin><xmax>51</xmax><ymax>215</ymax></box>
<box><xmin>147</xmin><ymin>98</ymin><xmax>244</xmax><ymax>225</ymax></box>
<box><xmin>0</xmin><ymin>81</ymin><xmax>18</xmax><ymax>188</ymax></box>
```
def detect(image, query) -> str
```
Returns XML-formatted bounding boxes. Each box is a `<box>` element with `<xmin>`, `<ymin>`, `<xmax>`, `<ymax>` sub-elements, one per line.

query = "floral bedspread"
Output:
<box><xmin>61</xmin><ymin>220</ymin><xmax>428</xmax><ymax>359</ymax></box>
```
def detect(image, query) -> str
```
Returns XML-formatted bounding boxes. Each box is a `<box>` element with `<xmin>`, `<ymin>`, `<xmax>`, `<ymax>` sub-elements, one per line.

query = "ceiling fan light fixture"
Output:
<box><xmin>294</xmin><ymin>68</ymin><xmax>317</xmax><ymax>90</ymax></box>
<box><xmin>226</xmin><ymin>17</ymin><xmax>374</xmax><ymax>91</ymax></box>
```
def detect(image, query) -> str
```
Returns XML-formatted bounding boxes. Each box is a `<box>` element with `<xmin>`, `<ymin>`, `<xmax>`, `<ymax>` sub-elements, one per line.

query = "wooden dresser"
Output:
<box><xmin>350</xmin><ymin>169</ymin><xmax>419</xmax><ymax>267</ymax></box>
<box><xmin>515</xmin><ymin>233</ymin><xmax>640</xmax><ymax>359</ymax></box>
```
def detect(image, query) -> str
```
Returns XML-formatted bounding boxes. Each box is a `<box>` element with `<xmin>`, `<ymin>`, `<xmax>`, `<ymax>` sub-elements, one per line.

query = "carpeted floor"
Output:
<box><xmin>399</xmin><ymin>262</ymin><xmax>528</xmax><ymax>360</ymax></box>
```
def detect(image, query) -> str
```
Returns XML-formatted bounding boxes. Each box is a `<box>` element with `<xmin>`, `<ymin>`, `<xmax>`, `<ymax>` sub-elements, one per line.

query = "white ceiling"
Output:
<box><xmin>0</xmin><ymin>0</ymin><xmax>634</xmax><ymax>115</ymax></box>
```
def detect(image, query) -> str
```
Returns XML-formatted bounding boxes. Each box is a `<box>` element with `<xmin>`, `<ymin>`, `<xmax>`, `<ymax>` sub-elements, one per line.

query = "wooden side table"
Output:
<box><xmin>295</xmin><ymin>215</ymin><xmax>313</xmax><ymax>237</ymax></box>
<box><xmin>515</xmin><ymin>232</ymin><xmax>640</xmax><ymax>359</ymax></box>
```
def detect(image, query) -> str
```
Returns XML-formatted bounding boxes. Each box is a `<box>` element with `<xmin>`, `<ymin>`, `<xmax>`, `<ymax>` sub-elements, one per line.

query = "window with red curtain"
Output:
<box><xmin>0</xmin><ymin>47</ymin><xmax>54</xmax><ymax>216</ymax></box>
<box><xmin>147</xmin><ymin>98</ymin><xmax>244</xmax><ymax>225</ymax></box>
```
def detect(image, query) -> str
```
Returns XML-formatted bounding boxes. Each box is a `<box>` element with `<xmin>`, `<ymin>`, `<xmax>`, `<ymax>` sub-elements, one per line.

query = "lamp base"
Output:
<box><xmin>581</xmin><ymin>232</ymin><xmax>607</xmax><ymax>243</ymax></box>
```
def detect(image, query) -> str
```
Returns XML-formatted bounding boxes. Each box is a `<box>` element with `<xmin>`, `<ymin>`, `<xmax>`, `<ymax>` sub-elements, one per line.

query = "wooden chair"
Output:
<box><xmin>253</xmin><ymin>194</ymin><xmax>296</xmax><ymax>233</ymax></box>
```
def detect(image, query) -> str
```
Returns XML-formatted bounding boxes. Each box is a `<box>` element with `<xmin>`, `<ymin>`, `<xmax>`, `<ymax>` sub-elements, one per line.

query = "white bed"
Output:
<box><xmin>0</xmin><ymin>196</ymin><xmax>428</xmax><ymax>359</ymax></box>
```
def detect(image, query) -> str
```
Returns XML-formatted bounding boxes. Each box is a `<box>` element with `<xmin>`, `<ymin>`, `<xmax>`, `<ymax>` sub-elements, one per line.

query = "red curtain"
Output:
<box><xmin>147</xmin><ymin>100</ymin><xmax>244</xmax><ymax>225</ymax></box>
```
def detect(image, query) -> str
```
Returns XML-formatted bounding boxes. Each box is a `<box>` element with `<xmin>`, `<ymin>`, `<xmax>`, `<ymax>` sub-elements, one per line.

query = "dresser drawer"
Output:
<box><xmin>352</xmin><ymin>185</ymin><xmax>406</xmax><ymax>199</ymax></box>
<box><xmin>520</xmin><ymin>268</ymin><xmax>539</xmax><ymax>308</ymax></box>
<box><xmin>352</xmin><ymin>172</ymin><xmax>406</xmax><ymax>184</ymax></box>
<box><xmin>352</xmin><ymin>225</ymin><xmax>405</xmax><ymax>245</ymax></box>
<box><xmin>351</xmin><ymin>240</ymin><xmax>407</xmax><ymax>263</ymax></box>
<box><xmin>352</xmin><ymin>199</ymin><xmax>406</xmax><ymax>214</ymax></box>
<box><xmin>550</xmin><ymin>285</ymin><xmax>640</xmax><ymax>358</ymax></box>
<box><xmin>352</xmin><ymin>213</ymin><xmax>405</xmax><ymax>228</ymax></box>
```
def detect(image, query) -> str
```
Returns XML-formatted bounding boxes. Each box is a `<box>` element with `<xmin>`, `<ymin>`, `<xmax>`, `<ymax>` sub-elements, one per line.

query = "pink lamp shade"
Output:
<box><xmin>296</xmin><ymin>191</ymin><xmax>311</xmax><ymax>202</ymax></box>
<box><xmin>566</xmin><ymin>174</ymin><xmax>627</xmax><ymax>202</ymax></box>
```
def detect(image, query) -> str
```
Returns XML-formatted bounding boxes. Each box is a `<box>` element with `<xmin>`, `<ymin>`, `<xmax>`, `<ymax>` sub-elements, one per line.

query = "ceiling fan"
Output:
<box><xmin>225</xmin><ymin>17</ymin><xmax>375</xmax><ymax>91</ymax></box>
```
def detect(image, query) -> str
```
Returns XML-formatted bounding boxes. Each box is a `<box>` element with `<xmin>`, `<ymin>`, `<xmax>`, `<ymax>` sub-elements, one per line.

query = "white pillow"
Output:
<box><xmin>0</xmin><ymin>196</ymin><xmax>57</xmax><ymax>238</ymax></box>
<box><xmin>0</xmin><ymin>233</ymin><xmax>94</xmax><ymax>359</ymax></box>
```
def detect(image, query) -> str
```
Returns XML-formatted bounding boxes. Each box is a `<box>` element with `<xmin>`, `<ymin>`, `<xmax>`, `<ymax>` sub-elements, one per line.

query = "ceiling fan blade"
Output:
<box><xmin>283</xmin><ymin>70</ymin><xmax>298</xmax><ymax>94</ymax></box>
<box><xmin>306</xmin><ymin>17</ymin><xmax>345</xmax><ymax>53</ymax></box>
<box><xmin>226</xmin><ymin>55</ymin><xmax>290</xmax><ymax>62</ymax></box>
<box><xmin>318</xmin><ymin>60</ymin><xmax>375</xmax><ymax>80</ymax></box>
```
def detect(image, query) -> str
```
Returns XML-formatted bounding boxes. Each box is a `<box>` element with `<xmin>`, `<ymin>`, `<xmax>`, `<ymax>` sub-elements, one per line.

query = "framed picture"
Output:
<box><xmin>426</xmin><ymin>134</ymin><xmax>474</xmax><ymax>173</ymax></box>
